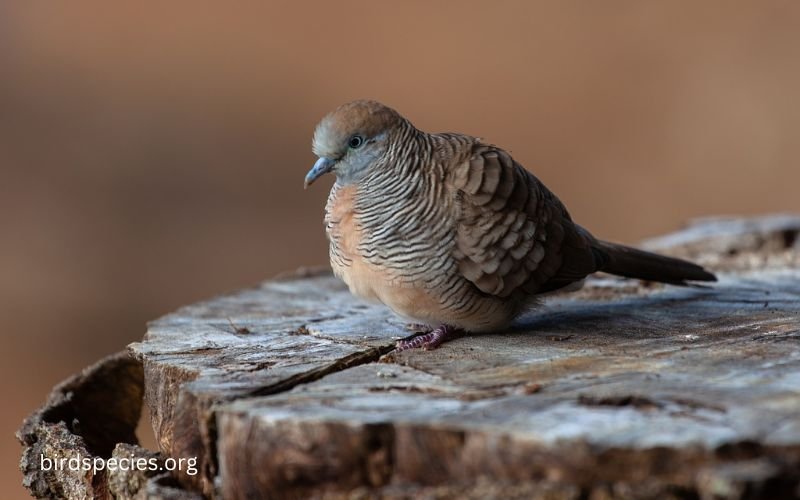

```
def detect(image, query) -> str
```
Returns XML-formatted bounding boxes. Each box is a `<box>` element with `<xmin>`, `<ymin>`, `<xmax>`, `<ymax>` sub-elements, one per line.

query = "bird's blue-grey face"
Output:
<box><xmin>304</xmin><ymin>130</ymin><xmax>388</xmax><ymax>188</ymax></box>
<box><xmin>304</xmin><ymin>100</ymin><xmax>401</xmax><ymax>188</ymax></box>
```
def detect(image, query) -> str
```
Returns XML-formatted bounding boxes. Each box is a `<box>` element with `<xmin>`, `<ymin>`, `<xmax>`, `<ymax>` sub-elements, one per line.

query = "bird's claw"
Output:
<box><xmin>395</xmin><ymin>324</ymin><xmax>463</xmax><ymax>352</ymax></box>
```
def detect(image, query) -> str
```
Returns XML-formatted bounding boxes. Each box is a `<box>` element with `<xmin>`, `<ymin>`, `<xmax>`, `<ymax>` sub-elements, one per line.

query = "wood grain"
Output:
<box><xmin>20</xmin><ymin>215</ymin><xmax>800</xmax><ymax>499</ymax></box>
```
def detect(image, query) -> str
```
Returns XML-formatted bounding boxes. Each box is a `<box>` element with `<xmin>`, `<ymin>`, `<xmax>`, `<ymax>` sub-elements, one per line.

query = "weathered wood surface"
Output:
<box><xmin>19</xmin><ymin>215</ymin><xmax>800</xmax><ymax>499</ymax></box>
<box><xmin>17</xmin><ymin>353</ymin><xmax>200</xmax><ymax>499</ymax></box>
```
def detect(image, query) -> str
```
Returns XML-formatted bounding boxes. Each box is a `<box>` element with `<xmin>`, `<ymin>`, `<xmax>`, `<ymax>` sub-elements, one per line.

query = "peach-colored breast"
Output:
<box><xmin>325</xmin><ymin>184</ymin><xmax>452</xmax><ymax>325</ymax></box>
<box><xmin>325</xmin><ymin>184</ymin><xmax>384</xmax><ymax>303</ymax></box>
<box><xmin>326</xmin><ymin>183</ymin><xmax>519</xmax><ymax>331</ymax></box>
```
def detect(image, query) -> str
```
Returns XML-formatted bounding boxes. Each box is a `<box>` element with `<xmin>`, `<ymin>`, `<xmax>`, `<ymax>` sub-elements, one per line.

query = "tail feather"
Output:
<box><xmin>592</xmin><ymin>240</ymin><xmax>717</xmax><ymax>286</ymax></box>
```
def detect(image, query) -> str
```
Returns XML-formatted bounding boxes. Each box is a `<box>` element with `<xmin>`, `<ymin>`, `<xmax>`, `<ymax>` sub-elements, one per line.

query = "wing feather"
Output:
<box><xmin>449</xmin><ymin>144</ymin><xmax>599</xmax><ymax>299</ymax></box>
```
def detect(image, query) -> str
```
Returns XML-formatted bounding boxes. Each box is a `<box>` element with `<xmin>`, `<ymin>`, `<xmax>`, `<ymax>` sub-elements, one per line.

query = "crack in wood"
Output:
<box><xmin>245</xmin><ymin>346</ymin><xmax>396</xmax><ymax>399</ymax></box>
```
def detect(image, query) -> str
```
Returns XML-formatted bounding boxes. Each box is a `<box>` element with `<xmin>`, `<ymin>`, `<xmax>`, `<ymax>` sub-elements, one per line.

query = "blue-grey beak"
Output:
<box><xmin>304</xmin><ymin>157</ymin><xmax>336</xmax><ymax>189</ymax></box>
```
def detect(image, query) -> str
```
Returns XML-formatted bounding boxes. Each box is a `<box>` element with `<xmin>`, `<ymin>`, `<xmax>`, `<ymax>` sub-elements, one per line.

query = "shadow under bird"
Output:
<box><xmin>304</xmin><ymin>100</ymin><xmax>716</xmax><ymax>351</ymax></box>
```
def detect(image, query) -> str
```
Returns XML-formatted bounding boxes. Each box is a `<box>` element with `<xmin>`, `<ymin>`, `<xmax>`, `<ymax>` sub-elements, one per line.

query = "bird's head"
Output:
<box><xmin>305</xmin><ymin>100</ymin><xmax>405</xmax><ymax>188</ymax></box>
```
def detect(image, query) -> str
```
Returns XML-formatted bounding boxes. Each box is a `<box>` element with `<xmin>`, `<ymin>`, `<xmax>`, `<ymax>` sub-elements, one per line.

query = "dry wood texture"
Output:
<box><xmin>19</xmin><ymin>215</ymin><xmax>800</xmax><ymax>499</ymax></box>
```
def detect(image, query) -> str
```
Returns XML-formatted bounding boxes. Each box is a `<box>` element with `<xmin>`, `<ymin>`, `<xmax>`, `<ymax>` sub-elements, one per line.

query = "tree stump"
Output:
<box><xmin>19</xmin><ymin>215</ymin><xmax>800</xmax><ymax>499</ymax></box>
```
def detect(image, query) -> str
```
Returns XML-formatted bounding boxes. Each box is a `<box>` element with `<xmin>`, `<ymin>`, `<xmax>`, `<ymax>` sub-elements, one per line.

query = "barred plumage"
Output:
<box><xmin>306</xmin><ymin>100</ymin><xmax>716</xmax><ymax>350</ymax></box>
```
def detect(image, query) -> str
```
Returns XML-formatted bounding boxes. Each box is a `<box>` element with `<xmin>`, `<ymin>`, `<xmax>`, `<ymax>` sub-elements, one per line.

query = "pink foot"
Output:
<box><xmin>395</xmin><ymin>324</ymin><xmax>464</xmax><ymax>352</ymax></box>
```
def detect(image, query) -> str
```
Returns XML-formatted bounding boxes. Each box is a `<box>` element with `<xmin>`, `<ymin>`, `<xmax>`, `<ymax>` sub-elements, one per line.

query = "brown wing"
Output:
<box><xmin>449</xmin><ymin>144</ymin><xmax>600</xmax><ymax>298</ymax></box>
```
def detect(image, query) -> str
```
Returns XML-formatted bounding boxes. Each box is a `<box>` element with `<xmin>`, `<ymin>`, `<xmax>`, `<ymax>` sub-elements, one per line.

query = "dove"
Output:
<box><xmin>304</xmin><ymin>100</ymin><xmax>716</xmax><ymax>351</ymax></box>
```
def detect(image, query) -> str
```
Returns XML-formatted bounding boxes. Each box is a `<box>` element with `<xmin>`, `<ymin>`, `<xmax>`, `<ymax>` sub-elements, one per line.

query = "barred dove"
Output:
<box><xmin>305</xmin><ymin>100</ymin><xmax>716</xmax><ymax>351</ymax></box>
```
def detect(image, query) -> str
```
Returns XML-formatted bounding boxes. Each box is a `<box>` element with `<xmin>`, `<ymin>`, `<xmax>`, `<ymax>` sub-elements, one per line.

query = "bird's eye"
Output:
<box><xmin>348</xmin><ymin>135</ymin><xmax>364</xmax><ymax>149</ymax></box>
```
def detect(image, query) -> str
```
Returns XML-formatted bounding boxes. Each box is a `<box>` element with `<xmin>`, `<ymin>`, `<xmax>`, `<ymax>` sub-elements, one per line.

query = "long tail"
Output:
<box><xmin>592</xmin><ymin>240</ymin><xmax>717</xmax><ymax>286</ymax></box>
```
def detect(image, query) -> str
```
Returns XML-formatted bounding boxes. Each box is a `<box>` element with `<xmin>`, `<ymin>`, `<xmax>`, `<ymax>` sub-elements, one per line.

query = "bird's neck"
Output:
<box><xmin>347</xmin><ymin>126</ymin><xmax>458</xmax><ymax>272</ymax></box>
<box><xmin>381</xmin><ymin>125</ymin><xmax>450</xmax><ymax>183</ymax></box>
<box><xmin>349</xmin><ymin>125</ymin><xmax>452</xmax><ymax>228</ymax></box>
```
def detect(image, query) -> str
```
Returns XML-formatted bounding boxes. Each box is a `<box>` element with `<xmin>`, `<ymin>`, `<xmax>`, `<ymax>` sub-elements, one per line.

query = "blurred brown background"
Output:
<box><xmin>2</xmin><ymin>1</ymin><xmax>799</xmax><ymax>496</ymax></box>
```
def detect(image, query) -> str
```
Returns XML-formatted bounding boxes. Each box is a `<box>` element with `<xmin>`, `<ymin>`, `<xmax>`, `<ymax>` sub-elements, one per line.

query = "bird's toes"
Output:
<box><xmin>395</xmin><ymin>325</ymin><xmax>463</xmax><ymax>352</ymax></box>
